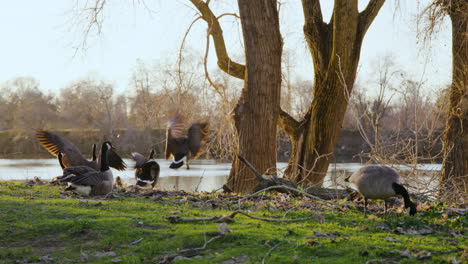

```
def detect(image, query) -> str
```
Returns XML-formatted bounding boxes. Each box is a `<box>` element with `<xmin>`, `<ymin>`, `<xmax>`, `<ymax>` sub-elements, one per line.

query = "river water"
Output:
<box><xmin>0</xmin><ymin>159</ymin><xmax>442</xmax><ymax>192</ymax></box>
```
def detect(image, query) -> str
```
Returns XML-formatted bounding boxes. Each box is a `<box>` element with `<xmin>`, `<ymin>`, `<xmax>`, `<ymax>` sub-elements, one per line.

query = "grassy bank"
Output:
<box><xmin>0</xmin><ymin>181</ymin><xmax>465</xmax><ymax>264</ymax></box>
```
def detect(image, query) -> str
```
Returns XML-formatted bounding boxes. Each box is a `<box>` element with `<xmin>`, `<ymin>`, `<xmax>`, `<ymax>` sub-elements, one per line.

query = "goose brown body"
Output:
<box><xmin>347</xmin><ymin>165</ymin><xmax>417</xmax><ymax>216</ymax></box>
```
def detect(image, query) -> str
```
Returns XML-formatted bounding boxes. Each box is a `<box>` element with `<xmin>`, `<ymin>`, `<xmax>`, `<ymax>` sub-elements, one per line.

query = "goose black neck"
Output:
<box><xmin>100</xmin><ymin>142</ymin><xmax>110</xmax><ymax>172</ymax></box>
<box><xmin>392</xmin><ymin>183</ymin><xmax>413</xmax><ymax>208</ymax></box>
<box><xmin>58</xmin><ymin>152</ymin><xmax>65</xmax><ymax>170</ymax></box>
<box><xmin>149</xmin><ymin>149</ymin><xmax>155</xmax><ymax>159</ymax></box>
<box><xmin>92</xmin><ymin>144</ymin><xmax>97</xmax><ymax>161</ymax></box>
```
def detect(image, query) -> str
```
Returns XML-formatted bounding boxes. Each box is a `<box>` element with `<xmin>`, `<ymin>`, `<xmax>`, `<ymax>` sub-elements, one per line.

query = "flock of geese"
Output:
<box><xmin>34</xmin><ymin>116</ymin><xmax>417</xmax><ymax>216</ymax></box>
<box><xmin>35</xmin><ymin>115</ymin><xmax>209</xmax><ymax>197</ymax></box>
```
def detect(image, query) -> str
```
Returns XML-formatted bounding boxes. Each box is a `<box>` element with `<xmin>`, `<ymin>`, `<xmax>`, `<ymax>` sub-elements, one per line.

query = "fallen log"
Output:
<box><xmin>237</xmin><ymin>155</ymin><xmax>352</xmax><ymax>200</ymax></box>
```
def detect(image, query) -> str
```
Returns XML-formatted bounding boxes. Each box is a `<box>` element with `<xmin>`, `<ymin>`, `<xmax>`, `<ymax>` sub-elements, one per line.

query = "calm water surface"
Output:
<box><xmin>0</xmin><ymin>159</ymin><xmax>441</xmax><ymax>192</ymax></box>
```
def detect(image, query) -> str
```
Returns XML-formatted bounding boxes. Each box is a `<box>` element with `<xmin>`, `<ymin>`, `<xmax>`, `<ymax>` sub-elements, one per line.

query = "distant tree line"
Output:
<box><xmin>0</xmin><ymin>51</ymin><xmax>448</xmax><ymax>164</ymax></box>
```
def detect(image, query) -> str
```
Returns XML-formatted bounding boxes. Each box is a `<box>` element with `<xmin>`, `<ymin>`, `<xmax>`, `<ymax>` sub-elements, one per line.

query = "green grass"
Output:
<box><xmin>0</xmin><ymin>181</ymin><xmax>466</xmax><ymax>263</ymax></box>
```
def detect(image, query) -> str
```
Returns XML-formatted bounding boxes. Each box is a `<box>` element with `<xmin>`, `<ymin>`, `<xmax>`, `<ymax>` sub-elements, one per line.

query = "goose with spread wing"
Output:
<box><xmin>56</xmin><ymin>141</ymin><xmax>115</xmax><ymax>196</ymax></box>
<box><xmin>165</xmin><ymin>115</ymin><xmax>209</xmax><ymax>169</ymax></box>
<box><xmin>36</xmin><ymin>130</ymin><xmax>126</xmax><ymax>171</ymax></box>
<box><xmin>132</xmin><ymin>149</ymin><xmax>160</xmax><ymax>188</ymax></box>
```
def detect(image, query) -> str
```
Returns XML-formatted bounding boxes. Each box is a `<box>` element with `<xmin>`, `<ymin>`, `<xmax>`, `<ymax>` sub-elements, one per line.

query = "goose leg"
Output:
<box><xmin>384</xmin><ymin>200</ymin><xmax>388</xmax><ymax>216</ymax></box>
<box><xmin>186</xmin><ymin>153</ymin><xmax>190</xmax><ymax>170</ymax></box>
<box><xmin>364</xmin><ymin>198</ymin><xmax>368</xmax><ymax>217</ymax></box>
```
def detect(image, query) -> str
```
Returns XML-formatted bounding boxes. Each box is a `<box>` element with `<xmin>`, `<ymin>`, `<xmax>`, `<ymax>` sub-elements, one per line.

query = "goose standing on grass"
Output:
<box><xmin>346</xmin><ymin>165</ymin><xmax>417</xmax><ymax>216</ymax></box>
<box><xmin>56</xmin><ymin>141</ymin><xmax>115</xmax><ymax>196</ymax></box>
<box><xmin>165</xmin><ymin>115</ymin><xmax>209</xmax><ymax>169</ymax></box>
<box><xmin>36</xmin><ymin>130</ymin><xmax>126</xmax><ymax>171</ymax></box>
<box><xmin>132</xmin><ymin>149</ymin><xmax>160</xmax><ymax>188</ymax></box>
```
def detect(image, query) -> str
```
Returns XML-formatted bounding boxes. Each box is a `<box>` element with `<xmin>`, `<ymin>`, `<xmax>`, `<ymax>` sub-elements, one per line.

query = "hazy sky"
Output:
<box><xmin>0</xmin><ymin>1</ymin><xmax>452</xmax><ymax>95</ymax></box>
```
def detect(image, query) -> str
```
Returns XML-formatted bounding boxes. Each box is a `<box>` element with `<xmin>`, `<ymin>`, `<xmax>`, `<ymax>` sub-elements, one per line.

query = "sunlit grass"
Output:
<box><xmin>0</xmin><ymin>181</ymin><xmax>465</xmax><ymax>263</ymax></box>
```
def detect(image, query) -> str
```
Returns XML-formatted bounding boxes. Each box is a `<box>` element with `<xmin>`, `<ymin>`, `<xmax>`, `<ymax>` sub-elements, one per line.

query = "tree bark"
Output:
<box><xmin>190</xmin><ymin>1</ymin><xmax>282</xmax><ymax>192</ymax></box>
<box><xmin>280</xmin><ymin>0</ymin><xmax>385</xmax><ymax>186</ymax></box>
<box><xmin>225</xmin><ymin>0</ymin><xmax>283</xmax><ymax>192</ymax></box>
<box><xmin>441</xmin><ymin>0</ymin><xmax>468</xmax><ymax>197</ymax></box>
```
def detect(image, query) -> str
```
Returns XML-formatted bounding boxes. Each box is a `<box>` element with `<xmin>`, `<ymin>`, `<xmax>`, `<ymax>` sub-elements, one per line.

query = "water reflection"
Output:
<box><xmin>0</xmin><ymin>159</ymin><xmax>441</xmax><ymax>192</ymax></box>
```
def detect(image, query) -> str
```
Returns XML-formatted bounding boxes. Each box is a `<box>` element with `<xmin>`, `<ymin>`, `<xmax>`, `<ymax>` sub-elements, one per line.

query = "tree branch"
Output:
<box><xmin>278</xmin><ymin>108</ymin><xmax>300</xmax><ymax>139</ymax></box>
<box><xmin>358</xmin><ymin>0</ymin><xmax>386</xmax><ymax>36</ymax></box>
<box><xmin>189</xmin><ymin>0</ymin><xmax>246</xmax><ymax>79</ymax></box>
<box><xmin>301</xmin><ymin>0</ymin><xmax>331</xmax><ymax>74</ymax></box>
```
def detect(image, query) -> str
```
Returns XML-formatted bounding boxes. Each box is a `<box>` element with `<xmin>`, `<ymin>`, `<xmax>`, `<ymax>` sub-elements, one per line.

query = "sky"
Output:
<box><xmin>0</xmin><ymin>0</ymin><xmax>452</xmax><ymax>96</ymax></box>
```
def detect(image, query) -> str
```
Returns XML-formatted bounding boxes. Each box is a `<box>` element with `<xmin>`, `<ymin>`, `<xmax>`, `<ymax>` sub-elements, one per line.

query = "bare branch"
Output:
<box><xmin>157</xmin><ymin>235</ymin><xmax>223</xmax><ymax>263</ymax></box>
<box><xmin>70</xmin><ymin>0</ymin><xmax>108</xmax><ymax>56</ymax></box>
<box><xmin>203</xmin><ymin>23</ymin><xmax>227</xmax><ymax>99</ymax></box>
<box><xmin>189</xmin><ymin>0</ymin><xmax>246</xmax><ymax>79</ymax></box>
<box><xmin>217</xmin><ymin>13</ymin><xmax>240</xmax><ymax>20</ymax></box>
<box><xmin>178</xmin><ymin>16</ymin><xmax>203</xmax><ymax>77</ymax></box>
<box><xmin>262</xmin><ymin>242</ymin><xmax>285</xmax><ymax>264</ymax></box>
<box><xmin>358</xmin><ymin>0</ymin><xmax>386</xmax><ymax>37</ymax></box>
<box><xmin>237</xmin><ymin>185</ymin><xmax>354</xmax><ymax>208</ymax></box>
<box><xmin>165</xmin><ymin>210</ymin><xmax>320</xmax><ymax>223</ymax></box>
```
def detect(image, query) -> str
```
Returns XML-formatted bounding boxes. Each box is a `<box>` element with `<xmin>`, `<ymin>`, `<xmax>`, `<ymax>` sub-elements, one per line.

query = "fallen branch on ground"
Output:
<box><xmin>238</xmin><ymin>185</ymin><xmax>358</xmax><ymax>209</ymax></box>
<box><xmin>237</xmin><ymin>155</ymin><xmax>351</xmax><ymax>200</ymax></box>
<box><xmin>165</xmin><ymin>209</ymin><xmax>321</xmax><ymax>223</ymax></box>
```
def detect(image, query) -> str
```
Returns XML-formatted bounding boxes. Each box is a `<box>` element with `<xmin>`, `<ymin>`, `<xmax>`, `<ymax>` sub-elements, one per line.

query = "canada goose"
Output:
<box><xmin>57</xmin><ymin>141</ymin><xmax>115</xmax><ymax>196</ymax></box>
<box><xmin>346</xmin><ymin>165</ymin><xmax>417</xmax><ymax>216</ymax></box>
<box><xmin>165</xmin><ymin>115</ymin><xmax>209</xmax><ymax>169</ymax></box>
<box><xmin>132</xmin><ymin>149</ymin><xmax>160</xmax><ymax>188</ymax></box>
<box><xmin>36</xmin><ymin>130</ymin><xmax>126</xmax><ymax>171</ymax></box>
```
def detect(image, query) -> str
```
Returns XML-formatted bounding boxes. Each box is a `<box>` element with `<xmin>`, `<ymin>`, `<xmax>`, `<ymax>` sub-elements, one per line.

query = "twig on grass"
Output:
<box><xmin>165</xmin><ymin>210</ymin><xmax>321</xmax><ymax>223</ymax></box>
<box><xmin>130</xmin><ymin>238</ymin><xmax>144</xmax><ymax>245</ymax></box>
<box><xmin>262</xmin><ymin>242</ymin><xmax>285</xmax><ymax>264</ymax></box>
<box><xmin>157</xmin><ymin>235</ymin><xmax>223</xmax><ymax>263</ymax></box>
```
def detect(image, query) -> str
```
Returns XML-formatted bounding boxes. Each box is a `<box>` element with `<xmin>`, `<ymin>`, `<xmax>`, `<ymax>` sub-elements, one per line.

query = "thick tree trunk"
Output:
<box><xmin>281</xmin><ymin>0</ymin><xmax>385</xmax><ymax>186</ymax></box>
<box><xmin>226</xmin><ymin>0</ymin><xmax>283</xmax><ymax>192</ymax></box>
<box><xmin>441</xmin><ymin>0</ymin><xmax>468</xmax><ymax>198</ymax></box>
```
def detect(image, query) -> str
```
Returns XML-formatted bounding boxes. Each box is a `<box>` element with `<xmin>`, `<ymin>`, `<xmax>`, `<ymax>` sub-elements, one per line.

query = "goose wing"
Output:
<box><xmin>64</xmin><ymin>170</ymin><xmax>104</xmax><ymax>186</ymax></box>
<box><xmin>63</xmin><ymin>166</ymin><xmax>97</xmax><ymax>177</ymax></box>
<box><xmin>188</xmin><ymin>122</ymin><xmax>209</xmax><ymax>159</ymax></box>
<box><xmin>36</xmin><ymin>130</ymin><xmax>88</xmax><ymax>167</ymax></box>
<box><xmin>97</xmin><ymin>148</ymin><xmax>127</xmax><ymax>171</ymax></box>
<box><xmin>107</xmin><ymin>148</ymin><xmax>127</xmax><ymax>171</ymax></box>
<box><xmin>132</xmin><ymin>152</ymin><xmax>147</xmax><ymax>168</ymax></box>
<box><xmin>165</xmin><ymin>115</ymin><xmax>186</xmax><ymax>159</ymax></box>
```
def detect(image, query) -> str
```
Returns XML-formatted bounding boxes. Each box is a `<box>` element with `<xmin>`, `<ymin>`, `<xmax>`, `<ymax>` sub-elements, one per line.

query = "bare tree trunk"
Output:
<box><xmin>226</xmin><ymin>0</ymin><xmax>283</xmax><ymax>192</ymax></box>
<box><xmin>279</xmin><ymin>0</ymin><xmax>385</xmax><ymax>186</ymax></box>
<box><xmin>441</xmin><ymin>0</ymin><xmax>468</xmax><ymax>197</ymax></box>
